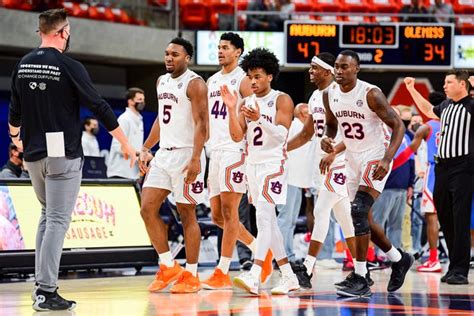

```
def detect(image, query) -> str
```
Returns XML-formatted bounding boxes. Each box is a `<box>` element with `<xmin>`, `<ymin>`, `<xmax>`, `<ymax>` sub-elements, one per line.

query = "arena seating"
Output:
<box><xmin>1</xmin><ymin>0</ymin><xmax>473</xmax><ymax>33</ymax></box>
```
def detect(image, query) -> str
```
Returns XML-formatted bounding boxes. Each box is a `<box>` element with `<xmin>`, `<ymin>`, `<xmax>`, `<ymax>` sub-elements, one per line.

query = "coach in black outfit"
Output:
<box><xmin>8</xmin><ymin>9</ymin><xmax>136</xmax><ymax>311</ymax></box>
<box><xmin>405</xmin><ymin>71</ymin><xmax>473</xmax><ymax>285</ymax></box>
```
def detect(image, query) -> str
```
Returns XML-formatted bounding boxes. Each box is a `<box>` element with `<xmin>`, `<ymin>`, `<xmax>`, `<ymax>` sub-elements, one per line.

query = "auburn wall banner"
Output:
<box><xmin>0</xmin><ymin>184</ymin><xmax>150</xmax><ymax>251</ymax></box>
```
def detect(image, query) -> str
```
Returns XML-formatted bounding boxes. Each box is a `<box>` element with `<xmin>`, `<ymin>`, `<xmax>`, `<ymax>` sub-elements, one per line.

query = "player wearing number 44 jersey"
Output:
<box><xmin>203</xmin><ymin>33</ymin><xmax>273</xmax><ymax>290</ymax></box>
<box><xmin>139</xmin><ymin>38</ymin><xmax>209</xmax><ymax>294</ymax></box>
<box><xmin>322</xmin><ymin>50</ymin><xmax>414</xmax><ymax>298</ymax></box>
<box><xmin>221</xmin><ymin>48</ymin><xmax>300</xmax><ymax>295</ymax></box>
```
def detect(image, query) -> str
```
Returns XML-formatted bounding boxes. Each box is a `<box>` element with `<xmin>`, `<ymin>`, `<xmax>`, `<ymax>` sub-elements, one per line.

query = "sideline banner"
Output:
<box><xmin>0</xmin><ymin>184</ymin><xmax>150</xmax><ymax>251</ymax></box>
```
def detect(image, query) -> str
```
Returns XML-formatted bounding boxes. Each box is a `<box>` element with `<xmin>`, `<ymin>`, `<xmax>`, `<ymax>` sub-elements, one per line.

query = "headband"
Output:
<box><xmin>311</xmin><ymin>56</ymin><xmax>334</xmax><ymax>74</ymax></box>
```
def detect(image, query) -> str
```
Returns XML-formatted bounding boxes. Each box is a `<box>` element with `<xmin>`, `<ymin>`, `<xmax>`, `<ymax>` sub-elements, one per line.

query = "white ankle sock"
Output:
<box><xmin>279</xmin><ymin>263</ymin><xmax>294</xmax><ymax>278</ymax></box>
<box><xmin>217</xmin><ymin>257</ymin><xmax>232</xmax><ymax>274</ymax></box>
<box><xmin>354</xmin><ymin>261</ymin><xmax>368</xmax><ymax>276</ymax></box>
<box><xmin>186</xmin><ymin>263</ymin><xmax>198</xmax><ymax>276</ymax></box>
<box><xmin>159</xmin><ymin>251</ymin><xmax>174</xmax><ymax>267</ymax></box>
<box><xmin>304</xmin><ymin>255</ymin><xmax>316</xmax><ymax>274</ymax></box>
<box><xmin>250</xmin><ymin>264</ymin><xmax>262</xmax><ymax>279</ymax></box>
<box><xmin>385</xmin><ymin>246</ymin><xmax>402</xmax><ymax>263</ymax></box>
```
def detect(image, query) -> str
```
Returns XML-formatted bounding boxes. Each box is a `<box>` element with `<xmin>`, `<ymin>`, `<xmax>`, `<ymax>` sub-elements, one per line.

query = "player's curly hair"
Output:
<box><xmin>240</xmin><ymin>48</ymin><xmax>280</xmax><ymax>80</ymax></box>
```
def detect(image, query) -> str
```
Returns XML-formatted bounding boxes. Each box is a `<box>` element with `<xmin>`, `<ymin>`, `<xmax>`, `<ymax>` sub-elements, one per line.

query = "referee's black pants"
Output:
<box><xmin>434</xmin><ymin>155</ymin><xmax>473</xmax><ymax>277</ymax></box>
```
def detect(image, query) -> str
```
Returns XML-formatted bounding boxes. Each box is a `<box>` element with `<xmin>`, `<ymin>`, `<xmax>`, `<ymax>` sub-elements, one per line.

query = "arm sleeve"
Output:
<box><xmin>257</xmin><ymin>116</ymin><xmax>288</xmax><ymax>143</ymax></box>
<box><xmin>66</xmin><ymin>60</ymin><xmax>119</xmax><ymax>131</ymax></box>
<box><xmin>8</xmin><ymin>64</ymin><xmax>21</xmax><ymax>127</ymax></box>
<box><xmin>392</xmin><ymin>146</ymin><xmax>414</xmax><ymax>170</ymax></box>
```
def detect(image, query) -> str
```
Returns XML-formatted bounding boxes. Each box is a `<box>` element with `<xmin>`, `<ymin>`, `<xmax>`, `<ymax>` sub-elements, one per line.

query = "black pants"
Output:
<box><xmin>434</xmin><ymin>155</ymin><xmax>474</xmax><ymax>277</ymax></box>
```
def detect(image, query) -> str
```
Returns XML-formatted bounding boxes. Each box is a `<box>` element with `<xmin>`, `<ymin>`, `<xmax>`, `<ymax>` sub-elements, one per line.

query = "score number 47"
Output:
<box><xmin>298</xmin><ymin>41</ymin><xmax>320</xmax><ymax>58</ymax></box>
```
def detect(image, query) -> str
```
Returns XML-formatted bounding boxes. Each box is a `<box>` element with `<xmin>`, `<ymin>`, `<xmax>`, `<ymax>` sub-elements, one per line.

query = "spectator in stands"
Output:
<box><xmin>107</xmin><ymin>87</ymin><xmax>145</xmax><ymax>179</ymax></box>
<box><xmin>247</xmin><ymin>0</ymin><xmax>285</xmax><ymax>31</ymax></box>
<box><xmin>399</xmin><ymin>106</ymin><xmax>413</xmax><ymax>138</ymax></box>
<box><xmin>372</xmin><ymin>107</ymin><xmax>415</xmax><ymax>250</ymax></box>
<box><xmin>429</xmin><ymin>0</ymin><xmax>455</xmax><ymax>23</ymax></box>
<box><xmin>0</xmin><ymin>143</ymin><xmax>28</xmax><ymax>178</ymax></box>
<box><xmin>81</xmin><ymin>117</ymin><xmax>101</xmax><ymax>157</ymax></box>
<box><xmin>400</xmin><ymin>0</ymin><xmax>432</xmax><ymax>23</ymax></box>
<box><xmin>408</xmin><ymin>114</ymin><xmax>423</xmax><ymax>139</ymax></box>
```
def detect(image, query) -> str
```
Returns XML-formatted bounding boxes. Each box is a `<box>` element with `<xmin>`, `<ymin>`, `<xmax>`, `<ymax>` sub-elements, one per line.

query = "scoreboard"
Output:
<box><xmin>285</xmin><ymin>21</ymin><xmax>454</xmax><ymax>69</ymax></box>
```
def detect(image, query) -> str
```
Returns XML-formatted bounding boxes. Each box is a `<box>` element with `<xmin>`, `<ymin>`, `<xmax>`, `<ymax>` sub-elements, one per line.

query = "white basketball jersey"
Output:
<box><xmin>328</xmin><ymin>79</ymin><xmax>390</xmax><ymax>153</ymax></box>
<box><xmin>207</xmin><ymin>67</ymin><xmax>246</xmax><ymax>152</ymax></box>
<box><xmin>157</xmin><ymin>69</ymin><xmax>202</xmax><ymax>148</ymax></box>
<box><xmin>308</xmin><ymin>84</ymin><xmax>345</xmax><ymax>166</ymax></box>
<box><xmin>245</xmin><ymin>90</ymin><xmax>288</xmax><ymax>164</ymax></box>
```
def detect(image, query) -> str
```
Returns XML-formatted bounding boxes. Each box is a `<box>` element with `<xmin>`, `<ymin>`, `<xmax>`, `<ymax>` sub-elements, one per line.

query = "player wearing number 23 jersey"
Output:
<box><xmin>327</xmin><ymin>79</ymin><xmax>391</xmax><ymax>199</ymax></box>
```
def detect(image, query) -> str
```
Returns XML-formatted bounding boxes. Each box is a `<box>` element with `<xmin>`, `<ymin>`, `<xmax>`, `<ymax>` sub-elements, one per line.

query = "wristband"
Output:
<box><xmin>8</xmin><ymin>130</ymin><xmax>19</xmax><ymax>138</ymax></box>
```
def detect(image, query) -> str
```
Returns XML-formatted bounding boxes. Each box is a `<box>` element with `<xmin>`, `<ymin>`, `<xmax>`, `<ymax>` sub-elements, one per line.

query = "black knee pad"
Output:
<box><xmin>351</xmin><ymin>191</ymin><xmax>375</xmax><ymax>236</ymax></box>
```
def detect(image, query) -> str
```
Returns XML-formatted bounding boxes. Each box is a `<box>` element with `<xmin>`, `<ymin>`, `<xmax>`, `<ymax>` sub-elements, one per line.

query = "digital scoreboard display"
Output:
<box><xmin>285</xmin><ymin>22</ymin><xmax>454</xmax><ymax>69</ymax></box>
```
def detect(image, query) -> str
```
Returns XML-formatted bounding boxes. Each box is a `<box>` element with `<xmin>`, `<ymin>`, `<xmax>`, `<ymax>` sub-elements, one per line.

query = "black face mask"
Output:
<box><xmin>135</xmin><ymin>102</ymin><xmax>146</xmax><ymax>111</ymax></box>
<box><xmin>18</xmin><ymin>152</ymin><xmax>24</xmax><ymax>160</ymax></box>
<box><xmin>91</xmin><ymin>127</ymin><xmax>99</xmax><ymax>135</ymax></box>
<box><xmin>402</xmin><ymin>120</ymin><xmax>411</xmax><ymax>129</ymax></box>
<box><xmin>63</xmin><ymin>34</ymin><xmax>70</xmax><ymax>52</ymax></box>
<box><xmin>411</xmin><ymin>123</ymin><xmax>421</xmax><ymax>132</ymax></box>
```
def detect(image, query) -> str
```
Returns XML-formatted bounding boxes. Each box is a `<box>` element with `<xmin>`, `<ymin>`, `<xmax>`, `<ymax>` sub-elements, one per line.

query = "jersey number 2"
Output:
<box><xmin>253</xmin><ymin>127</ymin><xmax>263</xmax><ymax>146</ymax></box>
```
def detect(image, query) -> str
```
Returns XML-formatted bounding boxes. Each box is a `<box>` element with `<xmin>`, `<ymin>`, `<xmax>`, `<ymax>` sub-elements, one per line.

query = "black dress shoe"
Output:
<box><xmin>441</xmin><ymin>271</ymin><xmax>452</xmax><ymax>283</ymax></box>
<box><xmin>446</xmin><ymin>273</ymin><xmax>469</xmax><ymax>285</ymax></box>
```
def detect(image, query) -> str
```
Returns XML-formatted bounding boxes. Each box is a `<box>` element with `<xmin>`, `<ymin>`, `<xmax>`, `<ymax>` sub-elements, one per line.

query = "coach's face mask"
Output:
<box><xmin>135</xmin><ymin>102</ymin><xmax>146</xmax><ymax>111</ymax></box>
<box><xmin>63</xmin><ymin>33</ymin><xmax>71</xmax><ymax>52</ymax></box>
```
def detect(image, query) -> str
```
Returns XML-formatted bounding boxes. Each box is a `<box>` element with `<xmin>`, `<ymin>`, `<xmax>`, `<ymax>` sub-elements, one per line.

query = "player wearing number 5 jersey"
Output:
<box><xmin>221</xmin><ymin>48</ymin><xmax>299</xmax><ymax>295</ymax></box>
<box><xmin>322</xmin><ymin>50</ymin><xmax>414</xmax><ymax>298</ymax></box>
<box><xmin>202</xmin><ymin>33</ymin><xmax>273</xmax><ymax>290</ymax></box>
<box><xmin>138</xmin><ymin>38</ymin><xmax>209</xmax><ymax>294</ymax></box>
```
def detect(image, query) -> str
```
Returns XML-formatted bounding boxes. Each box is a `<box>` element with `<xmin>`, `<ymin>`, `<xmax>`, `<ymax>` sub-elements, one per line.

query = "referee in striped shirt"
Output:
<box><xmin>405</xmin><ymin>71</ymin><xmax>473</xmax><ymax>284</ymax></box>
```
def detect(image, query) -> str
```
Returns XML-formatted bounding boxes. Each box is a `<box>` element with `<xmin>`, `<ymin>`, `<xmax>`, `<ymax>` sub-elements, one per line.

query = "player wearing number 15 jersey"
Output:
<box><xmin>322</xmin><ymin>50</ymin><xmax>413</xmax><ymax>298</ymax></box>
<box><xmin>203</xmin><ymin>33</ymin><xmax>273</xmax><ymax>290</ymax></box>
<box><xmin>139</xmin><ymin>38</ymin><xmax>209</xmax><ymax>294</ymax></box>
<box><xmin>221</xmin><ymin>48</ymin><xmax>299</xmax><ymax>295</ymax></box>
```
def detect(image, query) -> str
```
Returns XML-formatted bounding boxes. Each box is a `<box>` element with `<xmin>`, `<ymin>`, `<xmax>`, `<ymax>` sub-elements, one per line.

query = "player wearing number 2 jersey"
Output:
<box><xmin>202</xmin><ymin>33</ymin><xmax>273</xmax><ymax>290</ymax></box>
<box><xmin>286</xmin><ymin>53</ymin><xmax>356</xmax><ymax>289</ymax></box>
<box><xmin>322</xmin><ymin>50</ymin><xmax>413</xmax><ymax>298</ymax></box>
<box><xmin>138</xmin><ymin>38</ymin><xmax>209</xmax><ymax>294</ymax></box>
<box><xmin>221</xmin><ymin>48</ymin><xmax>299</xmax><ymax>295</ymax></box>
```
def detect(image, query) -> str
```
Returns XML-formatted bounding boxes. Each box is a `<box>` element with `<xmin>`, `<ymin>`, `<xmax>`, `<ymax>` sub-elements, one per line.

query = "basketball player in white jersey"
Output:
<box><xmin>138</xmin><ymin>38</ymin><xmax>208</xmax><ymax>294</ymax></box>
<box><xmin>322</xmin><ymin>50</ymin><xmax>414</xmax><ymax>297</ymax></box>
<box><xmin>203</xmin><ymin>33</ymin><xmax>273</xmax><ymax>290</ymax></box>
<box><xmin>286</xmin><ymin>53</ymin><xmax>357</xmax><ymax>289</ymax></box>
<box><xmin>220</xmin><ymin>48</ymin><xmax>300</xmax><ymax>295</ymax></box>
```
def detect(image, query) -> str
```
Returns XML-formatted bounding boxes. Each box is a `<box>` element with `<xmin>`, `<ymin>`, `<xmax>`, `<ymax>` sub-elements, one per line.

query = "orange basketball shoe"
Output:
<box><xmin>148</xmin><ymin>261</ymin><xmax>184</xmax><ymax>292</ymax></box>
<box><xmin>201</xmin><ymin>268</ymin><xmax>232</xmax><ymax>290</ymax></box>
<box><xmin>170</xmin><ymin>271</ymin><xmax>201</xmax><ymax>293</ymax></box>
<box><xmin>261</xmin><ymin>250</ymin><xmax>273</xmax><ymax>284</ymax></box>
